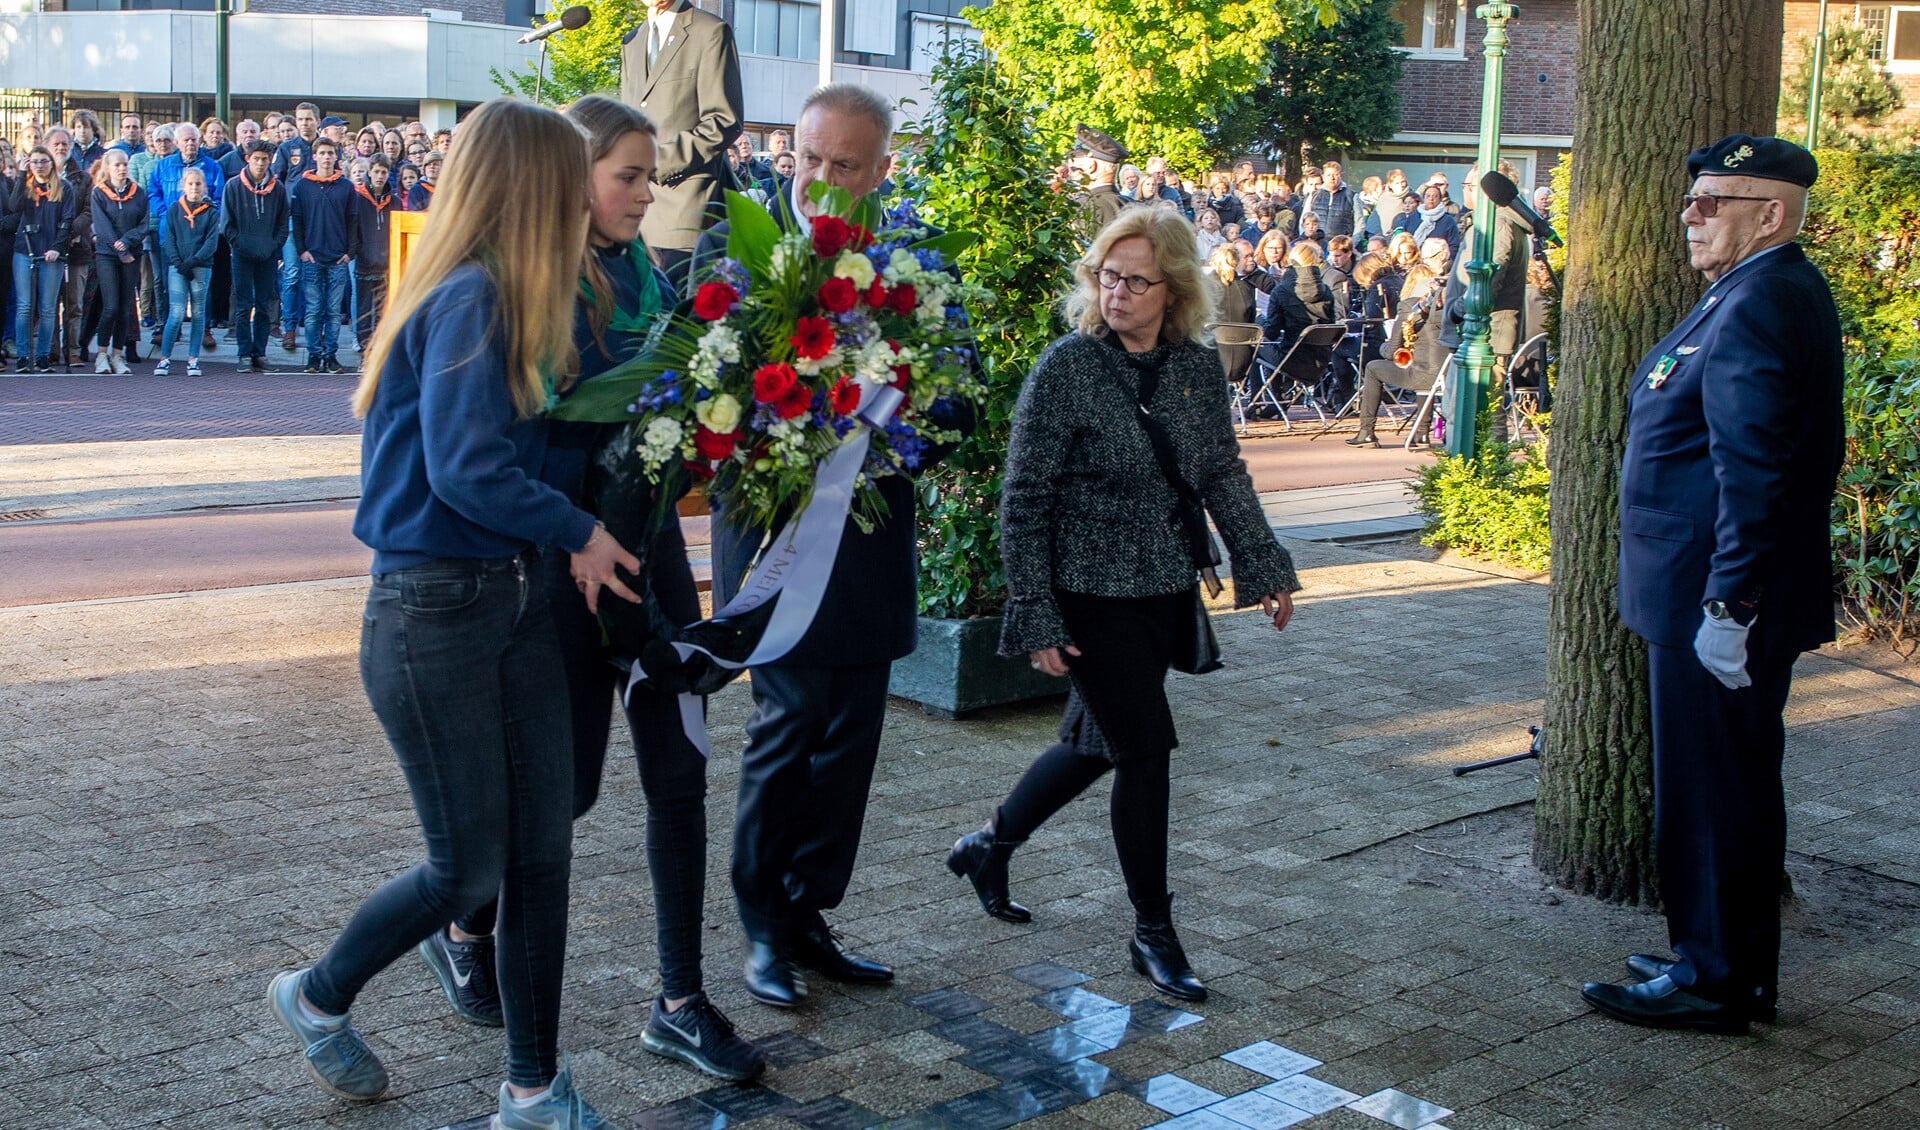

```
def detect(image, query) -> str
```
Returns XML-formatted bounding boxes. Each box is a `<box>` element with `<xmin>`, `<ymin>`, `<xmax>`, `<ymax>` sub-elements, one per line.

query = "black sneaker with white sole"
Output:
<box><xmin>641</xmin><ymin>992</ymin><xmax>768</xmax><ymax>1082</ymax></box>
<box><xmin>417</xmin><ymin>927</ymin><xmax>504</xmax><ymax>1027</ymax></box>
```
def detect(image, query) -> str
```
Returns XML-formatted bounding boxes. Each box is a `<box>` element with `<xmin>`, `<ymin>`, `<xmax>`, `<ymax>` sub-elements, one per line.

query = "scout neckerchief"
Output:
<box><xmin>355</xmin><ymin>184</ymin><xmax>392</xmax><ymax>216</ymax></box>
<box><xmin>179</xmin><ymin>198</ymin><xmax>213</xmax><ymax>228</ymax></box>
<box><xmin>239</xmin><ymin>170</ymin><xmax>278</xmax><ymax>195</ymax></box>
<box><xmin>28</xmin><ymin>178</ymin><xmax>55</xmax><ymax>204</ymax></box>
<box><xmin>579</xmin><ymin>238</ymin><xmax>667</xmax><ymax>337</ymax></box>
<box><xmin>302</xmin><ymin>168</ymin><xmax>343</xmax><ymax>185</ymax></box>
<box><xmin>99</xmin><ymin>178</ymin><xmax>138</xmax><ymax>204</ymax></box>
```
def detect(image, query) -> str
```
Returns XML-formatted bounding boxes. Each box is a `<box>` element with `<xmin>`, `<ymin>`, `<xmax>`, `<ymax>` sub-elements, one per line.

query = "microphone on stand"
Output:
<box><xmin>1480</xmin><ymin>171</ymin><xmax>1562</xmax><ymax>247</ymax></box>
<box><xmin>519</xmin><ymin>5</ymin><xmax>591</xmax><ymax>44</ymax></box>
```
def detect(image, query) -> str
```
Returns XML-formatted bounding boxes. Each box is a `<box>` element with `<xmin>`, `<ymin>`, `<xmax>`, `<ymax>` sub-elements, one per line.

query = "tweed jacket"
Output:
<box><xmin>999</xmin><ymin>331</ymin><xmax>1300</xmax><ymax>656</ymax></box>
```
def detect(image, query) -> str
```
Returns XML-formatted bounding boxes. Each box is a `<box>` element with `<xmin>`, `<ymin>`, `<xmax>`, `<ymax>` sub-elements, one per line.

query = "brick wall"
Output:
<box><xmin>249</xmin><ymin>0</ymin><xmax>508</xmax><ymax>23</ymax></box>
<box><xmin>1394</xmin><ymin>0</ymin><xmax>1576</xmax><ymax>138</ymax></box>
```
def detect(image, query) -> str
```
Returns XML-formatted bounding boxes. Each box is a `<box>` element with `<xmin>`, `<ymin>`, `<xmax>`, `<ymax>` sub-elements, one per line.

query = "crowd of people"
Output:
<box><xmin>0</xmin><ymin>104</ymin><xmax>449</xmax><ymax>375</ymax></box>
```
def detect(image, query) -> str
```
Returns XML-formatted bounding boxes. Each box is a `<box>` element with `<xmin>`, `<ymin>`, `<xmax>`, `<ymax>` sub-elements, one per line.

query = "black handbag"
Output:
<box><xmin>1107</xmin><ymin>344</ymin><xmax>1225</xmax><ymax>676</ymax></box>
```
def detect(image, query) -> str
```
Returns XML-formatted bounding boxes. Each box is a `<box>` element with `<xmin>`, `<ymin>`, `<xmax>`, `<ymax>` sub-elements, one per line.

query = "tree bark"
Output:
<box><xmin>1535</xmin><ymin>0</ymin><xmax>1784</xmax><ymax>904</ymax></box>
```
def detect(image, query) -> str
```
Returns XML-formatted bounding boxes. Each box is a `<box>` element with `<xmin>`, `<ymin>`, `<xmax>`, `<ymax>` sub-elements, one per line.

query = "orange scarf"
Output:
<box><xmin>99</xmin><ymin>179</ymin><xmax>138</xmax><ymax>204</ymax></box>
<box><xmin>179</xmin><ymin>199</ymin><xmax>213</xmax><ymax>228</ymax></box>
<box><xmin>28</xmin><ymin>179</ymin><xmax>55</xmax><ymax>204</ymax></box>
<box><xmin>239</xmin><ymin>172</ymin><xmax>279</xmax><ymax>195</ymax></box>
<box><xmin>354</xmin><ymin>185</ymin><xmax>391</xmax><ymax>214</ymax></box>
<box><xmin>301</xmin><ymin>169</ymin><xmax>343</xmax><ymax>184</ymax></box>
<box><xmin>421</xmin><ymin>181</ymin><xmax>436</xmax><ymax>195</ymax></box>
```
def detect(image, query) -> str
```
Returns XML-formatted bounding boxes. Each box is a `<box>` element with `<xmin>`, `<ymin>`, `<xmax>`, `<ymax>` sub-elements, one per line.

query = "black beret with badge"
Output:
<box><xmin>1686</xmin><ymin>134</ymin><xmax>1818</xmax><ymax>188</ymax></box>
<box><xmin>1073</xmin><ymin>123</ymin><xmax>1127</xmax><ymax>165</ymax></box>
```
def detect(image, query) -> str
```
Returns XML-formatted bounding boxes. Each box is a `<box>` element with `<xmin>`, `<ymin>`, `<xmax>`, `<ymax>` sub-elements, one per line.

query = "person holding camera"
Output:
<box><xmin>10</xmin><ymin>146</ymin><xmax>76</xmax><ymax>373</ymax></box>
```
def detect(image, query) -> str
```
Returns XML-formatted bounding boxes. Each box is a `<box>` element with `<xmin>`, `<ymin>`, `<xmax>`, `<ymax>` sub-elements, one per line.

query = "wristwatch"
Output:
<box><xmin>1703</xmin><ymin>599</ymin><xmax>1755</xmax><ymax>626</ymax></box>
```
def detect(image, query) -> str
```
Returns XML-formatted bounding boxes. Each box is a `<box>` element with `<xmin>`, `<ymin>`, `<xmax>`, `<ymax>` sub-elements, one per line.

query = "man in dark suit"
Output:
<box><xmin>1581</xmin><ymin>135</ymin><xmax>1843</xmax><ymax>1035</ymax></box>
<box><xmin>696</xmin><ymin>84</ymin><xmax>972</xmax><ymax>1010</ymax></box>
<box><xmin>621</xmin><ymin>0</ymin><xmax>744</xmax><ymax>288</ymax></box>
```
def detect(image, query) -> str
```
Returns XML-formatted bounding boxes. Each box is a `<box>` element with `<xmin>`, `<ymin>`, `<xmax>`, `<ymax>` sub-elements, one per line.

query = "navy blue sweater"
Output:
<box><xmin>10</xmin><ymin>178</ymin><xmax>77</xmax><ymax>258</ymax></box>
<box><xmin>353</xmin><ymin>264</ymin><xmax>597</xmax><ymax>573</ymax></box>
<box><xmin>290</xmin><ymin>171</ymin><xmax>353</xmax><ymax>263</ymax></box>
<box><xmin>221</xmin><ymin>171</ymin><xmax>289</xmax><ymax>261</ymax></box>
<box><xmin>346</xmin><ymin>184</ymin><xmax>397</xmax><ymax>271</ymax></box>
<box><xmin>159</xmin><ymin>197</ymin><xmax>224</xmax><ymax>270</ymax></box>
<box><xmin>91</xmin><ymin>181</ymin><xmax>151</xmax><ymax>257</ymax></box>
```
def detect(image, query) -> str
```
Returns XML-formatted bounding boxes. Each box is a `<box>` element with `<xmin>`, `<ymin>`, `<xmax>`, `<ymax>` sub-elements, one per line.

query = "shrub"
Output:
<box><xmin>1833</xmin><ymin>351</ymin><xmax>1920</xmax><ymax>651</ymax></box>
<box><xmin>1409</xmin><ymin>439</ymin><xmax>1551</xmax><ymax>572</ymax></box>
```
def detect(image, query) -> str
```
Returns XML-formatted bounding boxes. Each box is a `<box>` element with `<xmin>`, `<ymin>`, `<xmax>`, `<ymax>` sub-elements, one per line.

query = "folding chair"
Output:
<box><xmin>1244</xmin><ymin>323</ymin><xmax>1348</xmax><ymax>431</ymax></box>
<box><xmin>1504</xmin><ymin>332</ymin><xmax>1550</xmax><ymax>439</ymax></box>
<box><xmin>1394</xmin><ymin>355</ymin><xmax>1452</xmax><ymax>450</ymax></box>
<box><xmin>1209</xmin><ymin>322</ymin><xmax>1264</xmax><ymax>434</ymax></box>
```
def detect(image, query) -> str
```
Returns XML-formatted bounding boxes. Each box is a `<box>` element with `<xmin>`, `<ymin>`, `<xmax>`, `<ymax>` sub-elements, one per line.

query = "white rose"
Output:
<box><xmin>834</xmin><ymin>251</ymin><xmax>877</xmax><ymax>288</ymax></box>
<box><xmin>885</xmin><ymin>247</ymin><xmax>920</xmax><ymax>281</ymax></box>
<box><xmin>696</xmin><ymin>392</ymin><xmax>743</xmax><ymax>433</ymax></box>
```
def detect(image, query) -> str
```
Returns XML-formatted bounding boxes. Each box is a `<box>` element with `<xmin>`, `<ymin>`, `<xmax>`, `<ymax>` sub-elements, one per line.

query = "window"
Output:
<box><xmin>909</xmin><ymin>14</ymin><xmax>980</xmax><ymax>74</ymax></box>
<box><xmin>1858</xmin><ymin>5</ymin><xmax>1920</xmax><ymax>70</ymax></box>
<box><xmin>1393</xmin><ymin>0</ymin><xmax>1466</xmax><ymax>56</ymax></box>
<box><xmin>735</xmin><ymin>0</ymin><xmax>821</xmax><ymax>61</ymax></box>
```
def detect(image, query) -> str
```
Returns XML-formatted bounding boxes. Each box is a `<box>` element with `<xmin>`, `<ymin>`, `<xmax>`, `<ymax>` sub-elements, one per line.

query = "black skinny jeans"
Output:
<box><xmin>992</xmin><ymin>589</ymin><xmax>1186</xmax><ymax>914</ymax></box>
<box><xmin>93</xmin><ymin>255</ymin><xmax>139</xmax><ymax>352</ymax></box>
<box><xmin>305</xmin><ymin>552</ymin><xmax>575</xmax><ymax>1089</ymax></box>
<box><xmin>456</xmin><ymin>523</ymin><xmax>711</xmax><ymax>999</ymax></box>
<box><xmin>231</xmin><ymin>251</ymin><xmax>280</xmax><ymax>359</ymax></box>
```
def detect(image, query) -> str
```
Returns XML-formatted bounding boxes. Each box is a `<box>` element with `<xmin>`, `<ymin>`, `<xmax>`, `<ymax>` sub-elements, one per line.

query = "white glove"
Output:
<box><xmin>1693</xmin><ymin>611</ymin><xmax>1753</xmax><ymax>690</ymax></box>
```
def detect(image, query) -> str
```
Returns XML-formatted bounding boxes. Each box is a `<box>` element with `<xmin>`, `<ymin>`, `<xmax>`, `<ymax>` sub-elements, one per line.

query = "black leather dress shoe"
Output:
<box><xmin>743</xmin><ymin>940</ymin><xmax>806</xmax><ymax>1008</ymax></box>
<box><xmin>1625</xmin><ymin>955</ymin><xmax>1776</xmax><ymax>1022</ymax></box>
<box><xmin>1580</xmin><ymin>975</ymin><xmax>1748</xmax><ymax>1035</ymax></box>
<box><xmin>791</xmin><ymin>926</ymin><xmax>893</xmax><ymax>984</ymax></box>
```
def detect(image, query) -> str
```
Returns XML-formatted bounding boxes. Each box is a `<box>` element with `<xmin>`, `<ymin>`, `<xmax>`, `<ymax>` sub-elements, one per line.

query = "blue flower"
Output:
<box><xmin>916</xmin><ymin>248</ymin><xmax>945</xmax><ymax>271</ymax></box>
<box><xmin>712</xmin><ymin>258</ymin><xmax>750</xmax><ymax>293</ymax></box>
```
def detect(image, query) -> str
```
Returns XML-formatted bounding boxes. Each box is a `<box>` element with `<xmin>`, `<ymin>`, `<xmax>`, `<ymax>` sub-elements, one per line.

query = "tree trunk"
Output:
<box><xmin>1535</xmin><ymin>0</ymin><xmax>1783</xmax><ymax>904</ymax></box>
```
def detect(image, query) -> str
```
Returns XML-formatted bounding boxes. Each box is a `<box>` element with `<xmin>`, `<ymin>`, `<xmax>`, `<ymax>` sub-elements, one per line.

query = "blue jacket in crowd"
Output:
<box><xmin>271</xmin><ymin>136</ymin><xmax>315</xmax><ymax>182</ymax></box>
<box><xmin>353</xmin><ymin>263</ymin><xmax>597</xmax><ymax>573</ymax></box>
<box><xmin>9</xmin><ymin>178</ymin><xmax>78</xmax><ymax>259</ymax></box>
<box><xmin>347</xmin><ymin>183</ymin><xmax>398</xmax><ymax>272</ymax></box>
<box><xmin>290</xmin><ymin>170</ymin><xmax>354</xmax><ymax>263</ymax></box>
<box><xmin>146</xmin><ymin>152</ymin><xmax>225</xmax><ymax>223</ymax></box>
<box><xmin>221</xmin><ymin>170</ymin><xmax>290</xmax><ymax>262</ymax></box>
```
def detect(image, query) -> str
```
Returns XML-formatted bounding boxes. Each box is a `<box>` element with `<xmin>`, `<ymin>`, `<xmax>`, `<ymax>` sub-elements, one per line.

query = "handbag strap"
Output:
<box><xmin>1104</xmin><ymin>342</ymin><xmax>1224</xmax><ymax>597</ymax></box>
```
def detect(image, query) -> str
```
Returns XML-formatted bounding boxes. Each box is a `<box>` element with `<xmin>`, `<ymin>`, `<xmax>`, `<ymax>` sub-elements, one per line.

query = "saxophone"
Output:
<box><xmin>1393</xmin><ymin>295</ymin><xmax>1425</xmax><ymax>367</ymax></box>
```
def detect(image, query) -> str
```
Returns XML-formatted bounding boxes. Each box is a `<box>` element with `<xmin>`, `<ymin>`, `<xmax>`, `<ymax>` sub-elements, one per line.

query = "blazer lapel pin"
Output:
<box><xmin>1648</xmin><ymin>354</ymin><xmax>1678</xmax><ymax>389</ymax></box>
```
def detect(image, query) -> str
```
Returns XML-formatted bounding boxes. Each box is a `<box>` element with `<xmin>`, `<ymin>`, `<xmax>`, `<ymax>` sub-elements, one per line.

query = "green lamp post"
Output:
<box><xmin>1446</xmin><ymin>0</ymin><xmax>1517</xmax><ymax>458</ymax></box>
<box><xmin>1805</xmin><ymin>0</ymin><xmax>1830</xmax><ymax>149</ymax></box>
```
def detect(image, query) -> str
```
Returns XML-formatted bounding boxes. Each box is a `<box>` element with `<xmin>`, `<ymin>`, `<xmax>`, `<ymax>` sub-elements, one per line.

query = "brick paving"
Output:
<box><xmin>4</xmin><ymin>540</ymin><xmax>1919</xmax><ymax>1129</ymax></box>
<box><xmin>0</xmin><ymin>361</ymin><xmax>361</xmax><ymax>445</ymax></box>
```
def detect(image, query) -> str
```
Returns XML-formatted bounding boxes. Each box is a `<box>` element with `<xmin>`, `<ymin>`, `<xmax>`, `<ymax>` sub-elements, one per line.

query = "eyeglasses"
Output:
<box><xmin>1681</xmin><ymin>193</ymin><xmax>1775</xmax><ymax>218</ymax></box>
<box><xmin>1097</xmin><ymin>268</ymin><xmax>1167</xmax><ymax>295</ymax></box>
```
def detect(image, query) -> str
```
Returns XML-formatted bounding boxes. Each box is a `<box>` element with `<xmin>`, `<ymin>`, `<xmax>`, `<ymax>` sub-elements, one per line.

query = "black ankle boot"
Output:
<box><xmin>1129</xmin><ymin>896</ymin><xmax>1206</xmax><ymax>1001</ymax></box>
<box><xmin>946</xmin><ymin>821</ymin><xmax>1031</xmax><ymax>923</ymax></box>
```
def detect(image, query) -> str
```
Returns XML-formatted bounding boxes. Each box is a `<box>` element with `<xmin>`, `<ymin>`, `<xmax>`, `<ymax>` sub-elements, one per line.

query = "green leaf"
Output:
<box><xmin>910</xmin><ymin>230</ymin><xmax>980</xmax><ymax>259</ymax></box>
<box><xmin>725</xmin><ymin>189</ymin><xmax>781</xmax><ymax>279</ymax></box>
<box><xmin>805</xmin><ymin>179</ymin><xmax>854</xmax><ymax>218</ymax></box>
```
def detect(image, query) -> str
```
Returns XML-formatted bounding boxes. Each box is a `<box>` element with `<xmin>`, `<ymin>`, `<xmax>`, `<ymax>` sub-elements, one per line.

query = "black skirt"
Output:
<box><xmin>1054</xmin><ymin>588</ymin><xmax>1191</xmax><ymax>765</ymax></box>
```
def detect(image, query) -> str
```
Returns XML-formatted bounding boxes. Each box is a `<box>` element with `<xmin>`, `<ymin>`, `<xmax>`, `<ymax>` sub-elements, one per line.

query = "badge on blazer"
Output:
<box><xmin>1676</xmin><ymin>346</ymin><xmax>1699</xmax><ymax>355</ymax></box>
<box><xmin>1648</xmin><ymin>354</ymin><xmax>1678</xmax><ymax>389</ymax></box>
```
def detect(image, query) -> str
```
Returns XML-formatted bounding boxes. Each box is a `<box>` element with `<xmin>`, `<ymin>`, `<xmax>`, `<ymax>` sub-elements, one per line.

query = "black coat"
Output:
<box><xmin>1263</xmin><ymin>264</ymin><xmax>1335</xmax><ymax>347</ymax></box>
<box><xmin>220</xmin><ymin>171</ymin><xmax>289</xmax><ymax>262</ymax></box>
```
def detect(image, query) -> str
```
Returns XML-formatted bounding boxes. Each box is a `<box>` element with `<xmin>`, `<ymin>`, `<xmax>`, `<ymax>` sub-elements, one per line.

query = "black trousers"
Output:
<box><xmin>1648</xmin><ymin>639</ymin><xmax>1797</xmax><ymax>1008</ymax></box>
<box><xmin>991</xmin><ymin>590</ymin><xmax>1187</xmax><ymax>912</ymax></box>
<box><xmin>731</xmin><ymin>660</ymin><xmax>891</xmax><ymax>944</ymax></box>
<box><xmin>93</xmin><ymin>255</ymin><xmax>139</xmax><ymax>352</ymax></box>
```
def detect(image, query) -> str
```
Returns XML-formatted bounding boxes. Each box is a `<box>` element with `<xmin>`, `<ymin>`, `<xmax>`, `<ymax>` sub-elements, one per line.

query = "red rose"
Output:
<box><xmin>692</xmin><ymin>281</ymin><xmax>737</xmax><ymax>321</ymax></box>
<box><xmin>886</xmin><ymin>282</ymin><xmax>917</xmax><ymax>316</ymax></box>
<box><xmin>886</xmin><ymin>340</ymin><xmax>910</xmax><ymax>390</ymax></box>
<box><xmin>753</xmin><ymin>362</ymin><xmax>798</xmax><ymax>404</ymax></box>
<box><xmin>863</xmin><ymin>278</ymin><xmax>888</xmax><ymax>309</ymax></box>
<box><xmin>682</xmin><ymin>458</ymin><xmax>716</xmax><ymax>481</ymax></box>
<box><xmin>692</xmin><ymin>426</ymin><xmax>742</xmax><ymax>461</ymax></box>
<box><xmin>828</xmin><ymin>376</ymin><xmax>861</xmax><ymax>416</ymax></box>
<box><xmin>775</xmin><ymin>384</ymin><xmax>813</xmax><ymax>420</ymax></box>
<box><xmin>817</xmin><ymin>276</ymin><xmax>857</xmax><ymax>315</ymax></box>
<box><xmin>848</xmin><ymin>223</ymin><xmax>874</xmax><ymax>250</ymax></box>
<box><xmin>790</xmin><ymin>316</ymin><xmax>835</xmax><ymax>360</ymax></box>
<box><xmin>811</xmin><ymin>215</ymin><xmax>851</xmax><ymax>257</ymax></box>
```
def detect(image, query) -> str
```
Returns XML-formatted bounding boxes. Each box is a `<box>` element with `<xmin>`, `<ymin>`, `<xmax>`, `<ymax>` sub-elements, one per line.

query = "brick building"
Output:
<box><xmin>1783</xmin><ymin>1</ymin><xmax>1920</xmax><ymax>133</ymax></box>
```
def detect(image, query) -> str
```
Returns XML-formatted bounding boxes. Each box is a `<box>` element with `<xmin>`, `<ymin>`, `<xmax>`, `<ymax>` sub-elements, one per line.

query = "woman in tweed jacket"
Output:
<box><xmin>946</xmin><ymin>207</ymin><xmax>1301</xmax><ymax>1001</ymax></box>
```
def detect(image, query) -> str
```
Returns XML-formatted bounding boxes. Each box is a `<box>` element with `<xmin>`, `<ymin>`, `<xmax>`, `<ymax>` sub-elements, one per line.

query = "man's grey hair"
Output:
<box><xmin>801</xmin><ymin>83</ymin><xmax>894</xmax><ymax>146</ymax></box>
<box><xmin>174</xmin><ymin>122</ymin><xmax>201</xmax><ymax>141</ymax></box>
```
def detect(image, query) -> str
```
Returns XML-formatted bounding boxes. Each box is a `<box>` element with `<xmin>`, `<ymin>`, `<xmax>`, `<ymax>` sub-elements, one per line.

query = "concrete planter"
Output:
<box><xmin>888</xmin><ymin>615</ymin><xmax>1068</xmax><ymax>719</ymax></box>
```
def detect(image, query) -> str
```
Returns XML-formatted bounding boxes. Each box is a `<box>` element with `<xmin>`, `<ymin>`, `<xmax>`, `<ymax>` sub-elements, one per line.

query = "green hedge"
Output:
<box><xmin>1409</xmin><ymin>438</ymin><xmax>1551</xmax><ymax>572</ymax></box>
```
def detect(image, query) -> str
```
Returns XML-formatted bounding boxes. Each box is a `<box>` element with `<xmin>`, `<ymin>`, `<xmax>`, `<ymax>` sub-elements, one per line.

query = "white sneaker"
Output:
<box><xmin>153</xmin><ymin>357</ymin><xmax>170</xmax><ymax>375</ymax></box>
<box><xmin>186</xmin><ymin>358</ymin><xmax>202</xmax><ymax>377</ymax></box>
<box><xmin>111</xmin><ymin>350</ymin><xmax>131</xmax><ymax>375</ymax></box>
<box><xmin>94</xmin><ymin>351</ymin><xmax>111</xmax><ymax>374</ymax></box>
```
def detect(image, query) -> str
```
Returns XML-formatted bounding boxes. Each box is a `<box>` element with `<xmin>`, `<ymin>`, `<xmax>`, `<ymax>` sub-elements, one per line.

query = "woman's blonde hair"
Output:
<box><xmin>1287</xmin><ymin>240</ymin><xmax>1324</xmax><ymax>267</ymax></box>
<box><xmin>23</xmin><ymin>147</ymin><xmax>62</xmax><ymax>202</ymax></box>
<box><xmin>1386</xmin><ymin>230</ymin><xmax>1418</xmax><ymax>269</ymax></box>
<box><xmin>353</xmin><ymin>99</ymin><xmax>590</xmax><ymax>420</ymax></box>
<box><xmin>1064</xmin><ymin>206</ymin><xmax>1214</xmax><ymax>345</ymax></box>
<box><xmin>564</xmin><ymin>95</ymin><xmax>660</xmax><ymax>343</ymax></box>
<box><xmin>1207</xmin><ymin>243</ymin><xmax>1238</xmax><ymax>286</ymax></box>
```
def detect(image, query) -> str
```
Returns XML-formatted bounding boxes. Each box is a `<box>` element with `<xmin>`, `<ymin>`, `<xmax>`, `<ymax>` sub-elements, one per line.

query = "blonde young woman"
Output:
<box><xmin>267</xmin><ymin>98</ymin><xmax>639</xmax><ymax>1130</ymax></box>
<box><xmin>947</xmin><ymin>208</ymin><xmax>1300</xmax><ymax>1001</ymax></box>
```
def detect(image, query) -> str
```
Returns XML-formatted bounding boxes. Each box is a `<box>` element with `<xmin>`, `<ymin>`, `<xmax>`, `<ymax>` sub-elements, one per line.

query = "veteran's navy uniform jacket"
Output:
<box><xmin>1617</xmin><ymin>242</ymin><xmax>1843</xmax><ymax>657</ymax></box>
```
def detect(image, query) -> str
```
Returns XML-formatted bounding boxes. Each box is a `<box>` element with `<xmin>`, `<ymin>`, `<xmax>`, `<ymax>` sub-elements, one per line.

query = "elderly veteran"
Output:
<box><xmin>1580</xmin><ymin>135</ymin><xmax>1844</xmax><ymax>1035</ymax></box>
<box><xmin>945</xmin><ymin>206</ymin><xmax>1300</xmax><ymax>1002</ymax></box>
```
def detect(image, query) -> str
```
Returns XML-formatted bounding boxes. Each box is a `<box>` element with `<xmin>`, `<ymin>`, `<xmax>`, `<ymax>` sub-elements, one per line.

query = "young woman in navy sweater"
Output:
<box><xmin>267</xmin><ymin>98</ymin><xmax>639</xmax><ymax>1130</ymax></box>
<box><xmin>89</xmin><ymin>149</ymin><xmax>149</xmax><ymax>374</ymax></box>
<box><xmin>10</xmin><ymin>146</ymin><xmax>76</xmax><ymax>373</ymax></box>
<box><xmin>155</xmin><ymin>168</ymin><xmax>222</xmax><ymax>376</ymax></box>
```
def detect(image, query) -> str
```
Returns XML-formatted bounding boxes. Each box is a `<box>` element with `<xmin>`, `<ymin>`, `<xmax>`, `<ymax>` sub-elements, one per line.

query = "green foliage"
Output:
<box><xmin>1833</xmin><ymin>353</ymin><xmax>1920</xmax><ymax>651</ymax></box>
<box><xmin>962</xmin><ymin>0</ymin><xmax>1338</xmax><ymax>174</ymax></box>
<box><xmin>900</xmin><ymin>41</ymin><xmax>1090</xmax><ymax>619</ymax></box>
<box><xmin>1804</xmin><ymin>149</ymin><xmax>1920</xmax><ymax>350</ymax></box>
<box><xmin>491</xmin><ymin>0</ymin><xmax>638</xmax><ymax>105</ymax></box>
<box><xmin>1205</xmin><ymin>0</ymin><xmax>1404</xmax><ymax>175</ymax></box>
<box><xmin>1779</xmin><ymin>22</ymin><xmax>1906</xmax><ymax>151</ymax></box>
<box><xmin>1410</xmin><ymin>440</ymin><xmax>1552</xmax><ymax>572</ymax></box>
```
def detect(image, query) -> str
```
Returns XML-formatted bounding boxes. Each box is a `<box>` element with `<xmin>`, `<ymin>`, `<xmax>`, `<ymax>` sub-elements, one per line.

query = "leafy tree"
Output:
<box><xmin>492</xmin><ymin>0</ymin><xmax>640</xmax><ymax>105</ymax></box>
<box><xmin>1205</xmin><ymin>0</ymin><xmax>1404</xmax><ymax>177</ymax></box>
<box><xmin>1779</xmin><ymin>21</ymin><xmax>1906</xmax><ymax>150</ymax></box>
<box><xmin>899</xmin><ymin>41</ymin><xmax>1091</xmax><ymax>619</ymax></box>
<box><xmin>962</xmin><ymin>0</ymin><xmax>1340</xmax><ymax>174</ymax></box>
